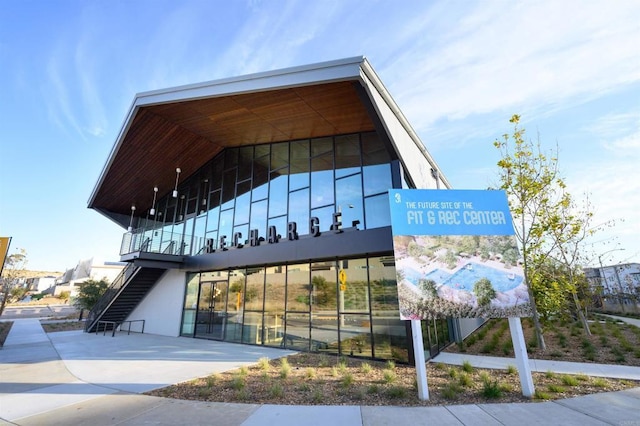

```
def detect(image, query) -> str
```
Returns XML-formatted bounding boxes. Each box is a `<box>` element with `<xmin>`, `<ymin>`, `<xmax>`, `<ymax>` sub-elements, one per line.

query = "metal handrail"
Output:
<box><xmin>84</xmin><ymin>263</ymin><xmax>139</xmax><ymax>332</ymax></box>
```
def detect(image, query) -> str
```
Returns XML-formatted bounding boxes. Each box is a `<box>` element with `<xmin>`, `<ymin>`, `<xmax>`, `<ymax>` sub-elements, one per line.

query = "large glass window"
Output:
<box><xmin>142</xmin><ymin>131</ymin><xmax>396</xmax><ymax>256</ymax></box>
<box><xmin>181</xmin><ymin>255</ymin><xmax>453</xmax><ymax>363</ymax></box>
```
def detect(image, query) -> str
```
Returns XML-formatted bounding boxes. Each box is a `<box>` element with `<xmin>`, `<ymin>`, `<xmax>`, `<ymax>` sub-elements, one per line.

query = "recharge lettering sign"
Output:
<box><xmin>388</xmin><ymin>190</ymin><xmax>531</xmax><ymax>320</ymax></box>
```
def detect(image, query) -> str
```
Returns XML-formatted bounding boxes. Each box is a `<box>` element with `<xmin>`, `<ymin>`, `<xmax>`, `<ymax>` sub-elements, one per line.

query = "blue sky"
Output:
<box><xmin>1</xmin><ymin>0</ymin><xmax>638</xmax><ymax>272</ymax></box>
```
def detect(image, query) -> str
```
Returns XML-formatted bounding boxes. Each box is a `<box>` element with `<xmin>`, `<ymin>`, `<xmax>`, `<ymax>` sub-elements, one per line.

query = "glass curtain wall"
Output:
<box><xmin>132</xmin><ymin>131</ymin><xmax>394</xmax><ymax>256</ymax></box>
<box><xmin>182</xmin><ymin>256</ymin><xmax>423</xmax><ymax>363</ymax></box>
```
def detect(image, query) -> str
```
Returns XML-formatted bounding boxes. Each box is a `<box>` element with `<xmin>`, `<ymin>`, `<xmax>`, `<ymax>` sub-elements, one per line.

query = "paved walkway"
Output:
<box><xmin>1</xmin><ymin>317</ymin><xmax>639</xmax><ymax>425</ymax></box>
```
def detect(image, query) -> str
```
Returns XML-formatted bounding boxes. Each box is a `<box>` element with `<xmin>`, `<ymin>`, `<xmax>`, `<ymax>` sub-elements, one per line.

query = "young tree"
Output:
<box><xmin>0</xmin><ymin>249</ymin><xmax>28</xmax><ymax>316</ymax></box>
<box><xmin>494</xmin><ymin>115</ymin><xmax>572</xmax><ymax>350</ymax></box>
<box><xmin>74</xmin><ymin>279</ymin><xmax>109</xmax><ymax>311</ymax></box>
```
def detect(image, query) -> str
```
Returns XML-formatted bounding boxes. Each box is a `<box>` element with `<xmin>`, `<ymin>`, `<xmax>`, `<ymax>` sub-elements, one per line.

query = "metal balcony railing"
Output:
<box><xmin>120</xmin><ymin>229</ymin><xmax>206</xmax><ymax>257</ymax></box>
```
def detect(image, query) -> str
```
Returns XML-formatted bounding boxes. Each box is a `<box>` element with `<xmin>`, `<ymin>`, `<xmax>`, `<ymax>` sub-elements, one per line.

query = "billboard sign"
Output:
<box><xmin>388</xmin><ymin>190</ymin><xmax>531</xmax><ymax>320</ymax></box>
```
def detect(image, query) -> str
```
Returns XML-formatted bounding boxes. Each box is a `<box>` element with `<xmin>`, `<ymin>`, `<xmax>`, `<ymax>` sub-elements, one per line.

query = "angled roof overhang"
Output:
<box><xmin>89</xmin><ymin>56</ymin><xmax>449</xmax><ymax>228</ymax></box>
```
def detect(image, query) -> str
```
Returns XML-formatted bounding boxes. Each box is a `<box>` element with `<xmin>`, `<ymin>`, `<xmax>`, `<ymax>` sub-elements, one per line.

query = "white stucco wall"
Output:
<box><xmin>126</xmin><ymin>269</ymin><xmax>186</xmax><ymax>337</ymax></box>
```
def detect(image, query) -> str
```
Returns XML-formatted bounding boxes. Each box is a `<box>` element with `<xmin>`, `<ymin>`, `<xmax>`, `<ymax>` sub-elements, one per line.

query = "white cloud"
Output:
<box><xmin>383</xmin><ymin>0</ymin><xmax>640</xmax><ymax>128</ymax></box>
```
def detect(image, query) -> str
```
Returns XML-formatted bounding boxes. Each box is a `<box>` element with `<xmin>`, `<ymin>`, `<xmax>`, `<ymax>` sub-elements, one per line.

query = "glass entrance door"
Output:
<box><xmin>195</xmin><ymin>280</ymin><xmax>228</xmax><ymax>340</ymax></box>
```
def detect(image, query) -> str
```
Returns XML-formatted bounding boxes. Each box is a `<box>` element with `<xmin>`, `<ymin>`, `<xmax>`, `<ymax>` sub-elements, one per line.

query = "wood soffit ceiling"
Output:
<box><xmin>92</xmin><ymin>80</ymin><xmax>376</xmax><ymax>221</ymax></box>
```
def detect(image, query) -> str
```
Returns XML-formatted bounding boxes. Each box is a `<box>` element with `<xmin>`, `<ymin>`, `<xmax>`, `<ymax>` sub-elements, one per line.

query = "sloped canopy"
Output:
<box><xmin>89</xmin><ymin>57</ymin><xmax>448</xmax><ymax>228</ymax></box>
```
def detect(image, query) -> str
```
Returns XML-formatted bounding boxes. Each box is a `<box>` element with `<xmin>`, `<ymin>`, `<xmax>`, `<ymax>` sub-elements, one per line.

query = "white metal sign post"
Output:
<box><xmin>411</xmin><ymin>320</ymin><xmax>429</xmax><ymax>400</ymax></box>
<box><xmin>508</xmin><ymin>317</ymin><xmax>535</xmax><ymax>397</ymax></box>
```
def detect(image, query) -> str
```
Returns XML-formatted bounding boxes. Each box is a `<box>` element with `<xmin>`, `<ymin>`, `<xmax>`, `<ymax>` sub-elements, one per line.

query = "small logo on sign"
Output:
<box><xmin>394</xmin><ymin>193</ymin><xmax>401</xmax><ymax>203</ymax></box>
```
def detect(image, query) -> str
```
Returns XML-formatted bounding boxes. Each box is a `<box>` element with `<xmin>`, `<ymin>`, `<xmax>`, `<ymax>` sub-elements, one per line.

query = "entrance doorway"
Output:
<box><xmin>195</xmin><ymin>280</ymin><xmax>228</xmax><ymax>340</ymax></box>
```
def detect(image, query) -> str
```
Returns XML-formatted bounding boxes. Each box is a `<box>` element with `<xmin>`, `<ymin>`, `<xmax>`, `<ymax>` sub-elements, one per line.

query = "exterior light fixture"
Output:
<box><xmin>150</xmin><ymin>186</ymin><xmax>158</xmax><ymax>215</ymax></box>
<box><xmin>201</xmin><ymin>178</ymin><xmax>208</xmax><ymax>206</ymax></box>
<box><xmin>127</xmin><ymin>205</ymin><xmax>136</xmax><ymax>232</ymax></box>
<box><xmin>173</xmin><ymin>168</ymin><xmax>181</xmax><ymax>198</ymax></box>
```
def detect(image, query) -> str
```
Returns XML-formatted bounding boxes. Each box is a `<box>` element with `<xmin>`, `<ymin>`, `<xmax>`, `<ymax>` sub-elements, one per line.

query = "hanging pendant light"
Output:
<box><xmin>173</xmin><ymin>168</ymin><xmax>181</xmax><ymax>198</ymax></box>
<box><xmin>127</xmin><ymin>205</ymin><xmax>136</xmax><ymax>232</ymax></box>
<box><xmin>150</xmin><ymin>186</ymin><xmax>158</xmax><ymax>215</ymax></box>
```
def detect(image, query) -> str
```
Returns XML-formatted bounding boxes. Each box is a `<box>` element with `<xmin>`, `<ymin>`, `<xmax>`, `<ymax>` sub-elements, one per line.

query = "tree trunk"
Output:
<box><xmin>572</xmin><ymin>292</ymin><xmax>591</xmax><ymax>335</ymax></box>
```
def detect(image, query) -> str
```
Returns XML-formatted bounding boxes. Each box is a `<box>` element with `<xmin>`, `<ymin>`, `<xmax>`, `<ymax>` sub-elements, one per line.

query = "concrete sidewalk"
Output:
<box><xmin>1</xmin><ymin>318</ymin><xmax>639</xmax><ymax>425</ymax></box>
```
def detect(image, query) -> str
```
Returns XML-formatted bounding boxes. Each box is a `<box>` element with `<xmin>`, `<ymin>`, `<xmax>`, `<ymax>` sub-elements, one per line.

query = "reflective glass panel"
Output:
<box><xmin>242</xmin><ymin>311</ymin><xmax>264</xmax><ymax>345</ymax></box>
<box><xmin>264</xmin><ymin>265</ymin><xmax>286</xmax><ymax>347</ymax></box>
<box><xmin>284</xmin><ymin>313</ymin><xmax>310</xmax><ymax>351</ymax></box>
<box><xmin>335</xmin><ymin>134</ymin><xmax>361</xmax><ymax>178</ymax></box>
<box><xmin>368</xmin><ymin>256</ymin><xmax>408</xmax><ymax>362</ymax></box>
<box><xmin>362</xmin><ymin>132</ymin><xmax>390</xmax><ymax>165</ymax></box>
<box><xmin>234</xmin><ymin>181</ymin><xmax>251</xmax><ymax>225</ymax></box>
<box><xmin>271</xmin><ymin>142</ymin><xmax>289</xmax><ymax>170</ymax></box>
<box><xmin>181</xmin><ymin>273</ymin><xmax>200</xmax><ymax>336</ymax></box>
<box><xmin>339</xmin><ymin>313</ymin><xmax>373</xmax><ymax>358</ymax></box>
<box><xmin>339</xmin><ymin>258</ymin><xmax>370</xmax><ymax>313</ymax></box>
<box><xmin>268</xmin><ymin>173</ymin><xmax>288</xmax><ymax>218</ymax></box>
<box><xmin>218</xmin><ymin>209</ymin><xmax>234</xmax><ymax>249</ymax></box>
<box><xmin>250</xmin><ymin>200</ymin><xmax>268</xmax><ymax>241</ymax></box>
<box><xmin>238</xmin><ymin>146</ymin><xmax>253</xmax><ymax>181</ymax></box>
<box><xmin>252</xmin><ymin>156</ymin><xmax>269</xmax><ymax>200</ymax></box>
<box><xmin>365</xmin><ymin>194</ymin><xmax>391</xmax><ymax>229</ymax></box>
<box><xmin>243</xmin><ymin>267</ymin><xmax>265</xmax><ymax>311</ymax></box>
<box><xmin>286</xmin><ymin>263</ymin><xmax>310</xmax><ymax>312</ymax></box>
<box><xmin>288</xmin><ymin>188</ymin><xmax>309</xmax><ymax>236</ymax></box>
<box><xmin>310</xmin><ymin>205</ymin><xmax>334</xmax><ymax>234</ymax></box>
<box><xmin>290</xmin><ymin>140</ymin><xmax>309</xmax><ymax>191</ymax></box>
<box><xmin>363</xmin><ymin>164</ymin><xmax>392</xmax><ymax>196</ymax></box>
<box><xmin>311</xmin><ymin>153</ymin><xmax>334</xmax><ymax>208</ymax></box>
<box><xmin>336</xmin><ymin>174</ymin><xmax>363</xmax><ymax>229</ymax></box>
<box><xmin>225</xmin><ymin>269</ymin><xmax>245</xmax><ymax>343</ymax></box>
<box><xmin>221</xmin><ymin>168</ymin><xmax>237</xmax><ymax>210</ymax></box>
<box><xmin>311</xmin><ymin>136</ymin><xmax>332</xmax><ymax>156</ymax></box>
<box><xmin>268</xmin><ymin>216</ymin><xmax>287</xmax><ymax>242</ymax></box>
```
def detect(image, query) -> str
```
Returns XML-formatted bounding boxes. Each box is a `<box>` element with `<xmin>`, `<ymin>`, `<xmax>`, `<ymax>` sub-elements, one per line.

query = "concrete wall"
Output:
<box><xmin>126</xmin><ymin>269</ymin><xmax>186</xmax><ymax>337</ymax></box>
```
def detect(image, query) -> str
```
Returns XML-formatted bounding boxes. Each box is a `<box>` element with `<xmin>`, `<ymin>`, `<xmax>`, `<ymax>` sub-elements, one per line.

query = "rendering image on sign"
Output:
<box><xmin>388</xmin><ymin>189</ymin><xmax>532</xmax><ymax>320</ymax></box>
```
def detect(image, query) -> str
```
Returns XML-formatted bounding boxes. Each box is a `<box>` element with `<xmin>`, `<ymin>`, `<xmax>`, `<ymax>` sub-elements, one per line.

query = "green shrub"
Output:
<box><xmin>230</xmin><ymin>375</ymin><xmax>245</xmax><ymax>390</ymax></box>
<box><xmin>458</xmin><ymin>373</ymin><xmax>472</xmax><ymax>387</ymax></box>
<box><xmin>341</xmin><ymin>373</ymin><xmax>355</xmax><ymax>388</ymax></box>
<box><xmin>547</xmin><ymin>384</ymin><xmax>565</xmax><ymax>393</ymax></box>
<box><xmin>360</xmin><ymin>362</ymin><xmax>372</xmax><ymax>374</ymax></box>
<box><xmin>481</xmin><ymin>380</ymin><xmax>502</xmax><ymax>398</ymax></box>
<box><xmin>257</xmin><ymin>357</ymin><xmax>270</xmax><ymax>371</ymax></box>
<box><xmin>506</xmin><ymin>365</ymin><xmax>517</xmax><ymax>375</ymax></box>
<box><xmin>591</xmin><ymin>377</ymin><xmax>609</xmax><ymax>389</ymax></box>
<box><xmin>269</xmin><ymin>383</ymin><xmax>284</xmax><ymax>398</ymax></box>
<box><xmin>462</xmin><ymin>360</ymin><xmax>474</xmax><ymax>373</ymax></box>
<box><xmin>441</xmin><ymin>382</ymin><xmax>461</xmax><ymax>400</ymax></box>
<box><xmin>561</xmin><ymin>375</ymin><xmax>579</xmax><ymax>386</ymax></box>
<box><xmin>534</xmin><ymin>390</ymin><xmax>552</xmax><ymax>400</ymax></box>
<box><xmin>305</xmin><ymin>367</ymin><xmax>316</xmax><ymax>379</ymax></box>
<box><xmin>386</xmin><ymin>386</ymin><xmax>407</xmax><ymax>398</ymax></box>
<box><xmin>383</xmin><ymin>370</ymin><xmax>396</xmax><ymax>384</ymax></box>
<box><xmin>280</xmin><ymin>358</ymin><xmax>292</xmax><ymax>378</ymax></box>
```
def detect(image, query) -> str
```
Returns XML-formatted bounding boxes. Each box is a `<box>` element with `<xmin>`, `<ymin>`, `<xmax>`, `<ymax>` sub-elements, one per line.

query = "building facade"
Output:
<box><xmin>88</xmin><ymin>57</ymin><xmax>479</xmax><ymax>362</ymax></box>
<box><xmin>585</xmin><ymin>263</ymin><xmax>640</xmax><ymax>311</ymax></box>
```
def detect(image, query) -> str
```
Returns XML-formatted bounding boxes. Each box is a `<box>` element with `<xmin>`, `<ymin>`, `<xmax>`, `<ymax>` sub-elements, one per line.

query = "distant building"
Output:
<box><xmin>584</xmin><ymin>262</ymin><xmax>640</xmax><ymax>310</ymax></box>
<box><xmin>25</xmin><ymin>276</ymin><xmax>56</xmax><ymax>293</ymax></box>
<box><xmin>54</xmin><ymin>258</ymin><xmax>126</xmax><ymax>296</ymax></box>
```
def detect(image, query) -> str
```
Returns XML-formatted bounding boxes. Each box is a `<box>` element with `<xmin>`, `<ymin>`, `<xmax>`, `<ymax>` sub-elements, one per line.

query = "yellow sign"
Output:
<box><xmin>339</xmin><ymin>269</ymin><xmax>347</xmax><ymax>291</ymax></box>
<box><xmin>0</xmin><ymin>237</ymin><xmax>11</xmax><ymax>273</ymax></box>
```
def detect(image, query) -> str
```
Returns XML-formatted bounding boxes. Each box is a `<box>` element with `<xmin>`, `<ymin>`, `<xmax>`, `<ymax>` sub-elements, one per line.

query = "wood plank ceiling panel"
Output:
<box><xmin>92</xmin><ymin>80</ymin><xmax>376</xmax><ymax>222</ymax></box>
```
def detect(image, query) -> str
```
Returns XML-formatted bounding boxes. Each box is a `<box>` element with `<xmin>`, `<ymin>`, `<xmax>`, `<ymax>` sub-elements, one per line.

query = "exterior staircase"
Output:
<box><xmin>84</xmin><ymin>264</ymin><xmax>167</xmax><ymax>333</ymax></box>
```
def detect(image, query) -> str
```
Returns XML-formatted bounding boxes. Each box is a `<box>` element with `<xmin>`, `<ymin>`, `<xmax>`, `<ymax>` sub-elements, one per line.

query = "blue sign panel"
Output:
<box><xmin>388</xmin><ymin>189</ymin><xmax>531</xmax><ymax>320</ymax></box>
<box><xmin>388</xmin><ymin>189</ymin><xmax>515</xmax><ymax>236</ymax></box>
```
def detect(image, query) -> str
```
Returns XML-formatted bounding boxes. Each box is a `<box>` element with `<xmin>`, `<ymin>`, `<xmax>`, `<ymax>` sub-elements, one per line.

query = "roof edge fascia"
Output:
<box><xmin>358</xmin><ymin>58</ymin><xmax>452</xmax><ymax>189</ymax></box>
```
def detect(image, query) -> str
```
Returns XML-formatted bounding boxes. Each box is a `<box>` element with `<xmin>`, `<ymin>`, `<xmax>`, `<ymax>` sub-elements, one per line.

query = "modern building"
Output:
<box><xmin>87</xmin><ymin>57</ymin><xmax>480</xmax><ymax>363</ymax></box>
<box><xmin>53</xmin><ymin>258</ymin><xmax>126</xmax><ymax>297</ymax></box>
<box><xmin>585</xmin><ymin>262</ymin><xmax>640</xmax><ymax>311</ymax></box>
